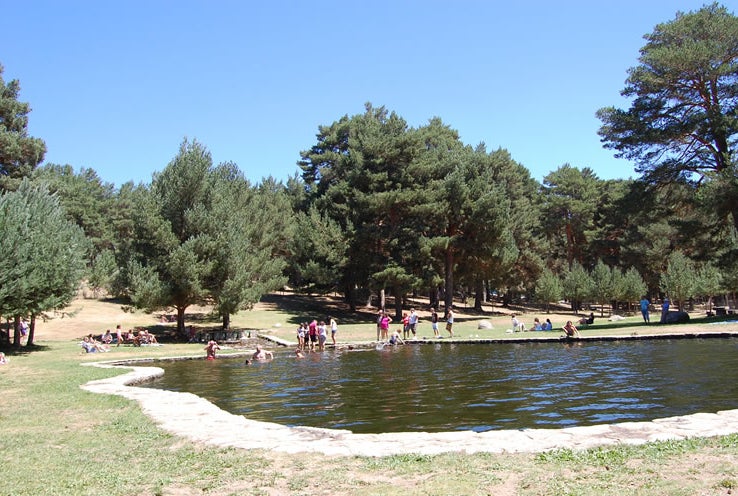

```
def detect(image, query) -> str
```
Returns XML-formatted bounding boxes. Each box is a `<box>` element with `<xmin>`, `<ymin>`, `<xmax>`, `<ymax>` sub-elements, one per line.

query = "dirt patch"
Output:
<box><xmin>27</xmin><ymin>298</ymin><xmax>213</xmax><ymax>342</ymax></box>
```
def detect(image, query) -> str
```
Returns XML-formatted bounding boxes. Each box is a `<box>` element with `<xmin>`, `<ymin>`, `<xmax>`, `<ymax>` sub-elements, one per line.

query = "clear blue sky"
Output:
<box><xmin>4</xmin><ymin>0</ymin><xmax>735</xmax><ymax>187</ymax></box>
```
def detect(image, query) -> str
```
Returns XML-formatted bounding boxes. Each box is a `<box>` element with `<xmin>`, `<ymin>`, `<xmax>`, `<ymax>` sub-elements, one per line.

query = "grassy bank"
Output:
<box><xmin>3</xmin><ymin>297</ymin><xmax>738</xmax><ymax>495</ymax></box>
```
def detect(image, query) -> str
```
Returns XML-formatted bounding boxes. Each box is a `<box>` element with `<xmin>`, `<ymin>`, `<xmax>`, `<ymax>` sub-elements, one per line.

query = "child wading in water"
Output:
<box><xmin>205</xmin><ymin>340</ymin><xmax>220</xmax><ymax>359</ymax></box>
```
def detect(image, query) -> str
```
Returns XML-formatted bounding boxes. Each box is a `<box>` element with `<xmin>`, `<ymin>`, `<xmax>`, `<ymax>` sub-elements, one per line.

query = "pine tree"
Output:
<box><xmin>0</xmin><ymin>65</ymin><xmax>46</xmax><ymax>191</ymax></box>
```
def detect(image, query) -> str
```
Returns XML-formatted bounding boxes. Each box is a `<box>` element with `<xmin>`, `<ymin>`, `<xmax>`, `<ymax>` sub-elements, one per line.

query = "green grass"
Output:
<box><xmin>5</xmin><ymin>341</ymin><xmax>738</xmax><ymax>495</ymax></box>
<box><xmin>4</xmin><ymin>297</ymin><xmax>738</xmax><ymax>495</ymax></box>
<box><xmin>2</xmin><ymin>341</ymin><xmax>272</xmax><ymax>496</ymax></box>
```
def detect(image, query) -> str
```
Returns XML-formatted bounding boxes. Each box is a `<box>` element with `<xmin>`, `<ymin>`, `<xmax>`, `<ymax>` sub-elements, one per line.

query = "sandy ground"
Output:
<box><xmin>28</xmin><ymin>294</ymin><xmax>737</xmax><ymax>343</ymax></box>
<box><xmin>29</xmin><ymin>298</ymin><xmax>212</xmax><ymax>341</ymax></box>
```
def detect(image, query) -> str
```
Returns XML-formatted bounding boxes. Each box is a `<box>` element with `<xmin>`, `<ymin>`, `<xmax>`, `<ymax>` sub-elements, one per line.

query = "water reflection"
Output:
<box><xmin>141</xmin><ymin>339</ymin><xmax>738</xmax><ymax>434</ymax></box>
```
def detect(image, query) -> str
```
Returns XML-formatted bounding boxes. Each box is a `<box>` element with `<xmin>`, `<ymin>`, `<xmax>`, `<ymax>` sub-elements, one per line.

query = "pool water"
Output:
<box><xmin>141</xmin><ymin>339</ymin><xmax>738</xmax><ymax>434</ymax></box>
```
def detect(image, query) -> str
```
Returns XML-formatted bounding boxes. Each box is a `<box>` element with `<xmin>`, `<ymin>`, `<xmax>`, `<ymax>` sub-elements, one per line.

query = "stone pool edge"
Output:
<box><xmin>80</xmin><ymin>337</ymin><xmax>738</xmax><ymax>457</ymax></box>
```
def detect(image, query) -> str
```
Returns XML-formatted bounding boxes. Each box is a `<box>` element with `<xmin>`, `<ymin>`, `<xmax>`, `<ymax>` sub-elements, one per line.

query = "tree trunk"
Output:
<box><xmin>13</xmin><ymin>315</ymin><xmax>20</xmax><ymax>349</ymax></box>
<box><xmin>444</xmin><ymin>248</ymin><xmax>454</xmax><ymax>312</ymax></box>
<box><xmin>393</xmin><ymin>284</ymin><xmax>403</xmax><ymax>320</ymax></box>
<box><xmin>222</xmin><ymin>312</ymin><xmax>230</xmax><ymax>331</ymax></box>
<box><xmin>474</xmin><ymin>278</ymin><xmax>484</xmax><ymax>311</ymax></box>
<box><xmin>565</xmin><ymin>221</ymin><xmax>576</xmax><ymax>267</ymax></box>
<box><xmin>176</xmin><ymin>306</ymin><xmax>186</xmax><ymax>336</ymax></box>
<box><xmin>27</xmin><ymin>314</ymin><xmax>36</xmax><ymax>346</ymax></box>
<box><xmin>428</xmin><ymin>286</ymin><xmax>438</xmax><ymax>310</ymax></box>
<box><xmin>379</xmin><ymin>288</ymin><xmax>386</xmax><ymax>311</ymax></box>
<box><xmin>346</xmin><ymin>283</ymin><xmax>356</xmax><ymax>312</ymax></box>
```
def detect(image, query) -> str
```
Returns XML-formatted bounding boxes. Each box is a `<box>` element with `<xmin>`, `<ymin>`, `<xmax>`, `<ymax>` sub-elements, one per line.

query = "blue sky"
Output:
<box><xmin>4</xmin><ymin>0</ymin><xmax>735</xmax><ymax>187</ymax></box>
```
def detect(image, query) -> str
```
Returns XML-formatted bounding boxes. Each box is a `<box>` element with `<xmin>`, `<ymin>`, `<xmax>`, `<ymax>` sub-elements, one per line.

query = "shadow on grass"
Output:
<box><xmin>260</xmin><ymin>293</ymin><xmax>377</xmax><ymax>326</ymax></box>
<box><xmin>574</xmin><ymin>314</ymin><xmax>735</xmax><ymax>333</ymax></box>
<box><xmin>0</xmin><ymin>343</ymin><xmax>52</xmax><ymax>356</ymax></box>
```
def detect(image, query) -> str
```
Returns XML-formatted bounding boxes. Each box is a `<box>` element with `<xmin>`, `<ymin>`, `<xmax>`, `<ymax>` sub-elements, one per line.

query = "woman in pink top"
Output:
<box><xmin>380</xmin><ymin>313</ymin><xmax>392</xmax><ymax>341</ymax></box>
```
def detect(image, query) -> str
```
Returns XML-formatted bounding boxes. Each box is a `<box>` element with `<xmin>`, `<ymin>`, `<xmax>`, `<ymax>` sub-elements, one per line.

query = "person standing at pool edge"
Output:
<box><xmin>329</xmin><ymin>316</ymin><xmax>338</xmax><ymax>346</ymax></box>
<box><xmin>379</xmin><ymin>312</ymin><xmax>392</xmax><ymax>341</ymax></box>
<box><xmin>430</xmin><ymin>307</ymin><xmax>439</xmax><ymax>338</ymax></box>
<box><xmin>408</xmin><ymin>308</ymin><xmax>418</xmax><ymax>338</ymax></box>
<box><xmin>308</xmin><ymin>319</ymin><xmax>318</xmax><ymax>351</ymax></box>
<box><xmin>445</xmin><ymin>306</ymin><xmax>454</xmax><ymax>338</ymax></box>
<box><xmin>317</xmin><ymin>321</ymin><xmax>328</xmax><ymax>351</ymax></box>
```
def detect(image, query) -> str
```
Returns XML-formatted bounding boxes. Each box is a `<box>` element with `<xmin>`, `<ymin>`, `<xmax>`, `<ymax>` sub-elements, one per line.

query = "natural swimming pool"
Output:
<box><xmin>141</xmin><ymin>338</ymin><xmax>738</xmax><ymax>434</ymax></box>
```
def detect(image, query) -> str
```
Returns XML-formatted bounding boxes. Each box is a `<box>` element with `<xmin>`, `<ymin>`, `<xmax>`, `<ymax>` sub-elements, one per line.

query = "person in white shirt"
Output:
<box><xmin>511</xmin><ymin>315</ymin><xmax>526</xmax><ymax>332</ymax></box>
<box><xmin>408</xmin><ymin>309</ymin><xmax>419</xmax><ymax>338</ymax></box>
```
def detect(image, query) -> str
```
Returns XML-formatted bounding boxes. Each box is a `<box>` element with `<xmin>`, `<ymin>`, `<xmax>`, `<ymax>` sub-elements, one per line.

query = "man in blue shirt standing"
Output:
<box><xmin>640</xmin><ymin>296</ymin><xmax>650</xmax><ymax>323</ymax></box>
<box><xmin>660</xmin><ymin>296</ymin><xmax>670</xmax><ymax>323</ymax></box>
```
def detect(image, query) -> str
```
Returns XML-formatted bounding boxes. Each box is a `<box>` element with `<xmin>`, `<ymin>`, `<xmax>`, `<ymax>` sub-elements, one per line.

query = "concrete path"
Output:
<box><xmin>81</xmin><ymin>357</ymin><xmax>738</xmax><ymax>457</ymax></box>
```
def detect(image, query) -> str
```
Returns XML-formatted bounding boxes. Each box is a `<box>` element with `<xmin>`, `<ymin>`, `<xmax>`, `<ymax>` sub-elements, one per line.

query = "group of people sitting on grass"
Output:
<box><xmin>511</xmin><ymin>315</ymin><xmax>554</xmax><ymax>332</ymax></box>
<box><xmin>80</xmin><ymin>327</ymin><xmax>161</xmax><ymax>353</ymax></box>
<box><xmin>117</xmin><ymin>328</ymin><xmax>159</xmax><ymax>346</ymax></box>
<box><xmin>80</xmin><ymin>334</ymin><xmax>111</xmax><ymax>353</ymax></box>
<box><xmin>510</xmin><ymin>315</ymin><xmax>584</xmax><ymax>338</ymax></box>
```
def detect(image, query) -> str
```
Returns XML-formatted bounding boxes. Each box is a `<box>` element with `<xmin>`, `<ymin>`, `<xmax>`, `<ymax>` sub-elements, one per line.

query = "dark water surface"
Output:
<box><xmin>141</xmin><ymin>339</ymin><xmax>738</xmax><ymax>434</ymax></box>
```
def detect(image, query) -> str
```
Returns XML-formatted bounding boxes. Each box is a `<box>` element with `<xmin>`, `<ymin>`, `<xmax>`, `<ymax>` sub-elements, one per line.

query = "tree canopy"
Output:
<box><xmin>0</xmin><ymin>180</ymin><xmax>88</xmax><ymax>346</ymax></box>
<box><xmin>597</xmin><ymin>2</ymin><xmax>738</xmax><ymax>229</ymax></box>
<box><xmin>121</xmin><ymin>140</ymin><xmax>288</xmax><ymax>333</ymax></box>
<box><xmin>298</xmin><ymin>105</ymin><xmax>531</xmax><ymax>315</ymax></box>
<box><xmin>0</xmin><ymin>65</ymin><xmax>46</xmax><ymax>191</ymax></box>
<box><xmin>5</xmin><ymin>2</ymin><xmax>738</xmax><ymax>344</ymax></box>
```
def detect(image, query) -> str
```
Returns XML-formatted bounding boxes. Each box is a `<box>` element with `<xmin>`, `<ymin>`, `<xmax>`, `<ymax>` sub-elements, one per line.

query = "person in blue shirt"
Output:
<box><xmin>661</xmin><ymin>297</ymin><xmax>670</xmax><ymax>323</ymax></box>
<box><xmin>640</xmin><ymin>296</ymin><xmax>650</xmax><ymax>323</ymax></box>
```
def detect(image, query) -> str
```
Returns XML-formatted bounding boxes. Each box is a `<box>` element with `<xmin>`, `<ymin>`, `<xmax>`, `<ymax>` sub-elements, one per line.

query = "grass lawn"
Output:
<box><xmin>3</xmin><ymin>294</ymin><xmax>738</xmax><ymax>495</ymax></box>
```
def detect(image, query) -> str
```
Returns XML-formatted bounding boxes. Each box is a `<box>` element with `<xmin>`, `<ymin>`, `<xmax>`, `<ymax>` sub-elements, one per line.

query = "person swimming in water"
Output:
<box><xmin>252</xmin><ymin>344</ymin><xmax>273</xmax><ymax>360</ymax></box>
